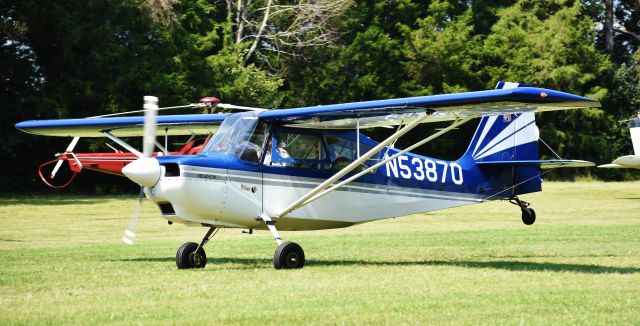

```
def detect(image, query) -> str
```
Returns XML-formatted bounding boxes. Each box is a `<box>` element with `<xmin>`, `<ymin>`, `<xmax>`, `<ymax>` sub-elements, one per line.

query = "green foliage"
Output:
<box><xmin>3</xmin><ymin>0</ymin><xmax>640</xmax><ymax>192</ymax></box>
<box><xmin>206</xmin><ymin>45</ymin><xmax>284</xmax><ymax>107</ymax></box>
<box><xmin>169</xmin><ymin>0</ymin><xmax>284</xmax><ymax>107</ymax></box>
<box><xmin>479</xmin><ymin>0</ymin><xmax>610</xmax><ymax>90</ymax></box>
<box><xmin>0</xmin><ymin>0</ymin><xmax>194</xmax><ymax>192</ymax></box>
<box><xmin>470</xmin><ymin>0</ymin><xmax>614</xmax><ymax>179</ymax></box>
<box><xmin>400</xmin><ymin>1</ymin><xmax>480</xmax><ymax>95</ymax></box>
<box><xmin>595</xmin><ymin>51</ymin><xmax>640</xmax><ymax>180</ymax></box>
<box><xmin>281</xmin><ymin>1</ymin><xmax>410</xmax><ymax>106</ymax></box>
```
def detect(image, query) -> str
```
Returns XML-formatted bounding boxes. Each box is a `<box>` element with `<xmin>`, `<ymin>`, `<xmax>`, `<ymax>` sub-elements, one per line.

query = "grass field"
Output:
<box><xmin>1</xmin><ymin>181</ymin><xmax>639</xmax><ymax>325</ymax></box>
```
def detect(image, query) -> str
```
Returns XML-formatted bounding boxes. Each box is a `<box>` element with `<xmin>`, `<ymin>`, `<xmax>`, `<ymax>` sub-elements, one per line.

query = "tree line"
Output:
<box><xmin>1</xmin><ymin>0</ymin><xmax>639</xmax><ymax>193</ymax></box>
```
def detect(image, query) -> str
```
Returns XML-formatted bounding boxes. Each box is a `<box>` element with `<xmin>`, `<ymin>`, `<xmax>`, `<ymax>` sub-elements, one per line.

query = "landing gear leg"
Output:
<box><xmin>176</xmin><ymin>226</ymin><xmax>218</xmax><ymax>269</ymax></box>
<box><xmin>510</xmin><ymin>197</ymin><xmax>536</xmax><ymax>225</ymax></box>
<box><xmin>259</xmin><ymin>214</ymin><xmax>305</xmax><ymax>269</ymax></box>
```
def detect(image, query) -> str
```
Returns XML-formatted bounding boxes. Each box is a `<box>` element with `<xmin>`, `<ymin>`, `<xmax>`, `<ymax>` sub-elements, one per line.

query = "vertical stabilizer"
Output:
<box><xmin>461</xmin><ymin>80</ymin><xmax>543</xmax><ymax>196</ymax></box>
<box><xmin>462</xmin><ymin>112</ymin><xmax>542</xmax><ymax>196</ymax></box>
<box><xmin>464</xmin><ymin>112</ymin><xmax>540</xmax><ymax>162</ymax></box>
<box><xmin>465</xmin><ymin>81</ymin><xmax>541</xmax><ymax>162</ymax></box>
<box><xmin>630</xmin><ymin>117</ymin><xmax>640</xmax><ymax>155</ymax></box>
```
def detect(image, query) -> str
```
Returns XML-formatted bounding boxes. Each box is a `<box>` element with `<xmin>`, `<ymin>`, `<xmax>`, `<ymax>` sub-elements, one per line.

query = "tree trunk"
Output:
<box><xmin>243</xmin><ymin>0</ymin><xmax>273</xmax><ymax>65</ymax></box>
<box><xmin>236</xmin><ymin>0</ymin><xmax>244</xmax><ymax>43</ymax></box>
<box><xmin>605</xmin><ymin>0</ymin><xmax>614</xmax><ymax>56</ymax></box>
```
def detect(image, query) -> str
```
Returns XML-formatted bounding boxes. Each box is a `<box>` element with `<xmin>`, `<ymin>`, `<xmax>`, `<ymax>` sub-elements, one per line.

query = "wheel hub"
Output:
<box><xmin>192</xmin><ymin>252</ymin><xmax>202</xmax><ymax>266</ymax></box>
<box><xmin>286</xmin><ymin>253</ymin><xmax>299</xmax><ymax>266</ymax></box>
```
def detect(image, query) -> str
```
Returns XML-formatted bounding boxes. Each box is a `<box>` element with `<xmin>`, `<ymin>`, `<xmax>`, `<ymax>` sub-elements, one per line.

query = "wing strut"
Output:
<box><xmin>296</xmin><ymin>118</ymin><xmax>472</xmax><ymax>210</ymax></box>
<box><xmin>102</xmin><ymin>131</ymin><xmax>144</xmax><ymax>158</ymax></box>
<box><xmin>278</xmin><ymin>112</ymin><xmax>435</xmax><ymax>218</ymax></box>
<box><xmin>154</xmin><ymin>140</ymin><xmax>167</xmax><ymax>154</ymax></box>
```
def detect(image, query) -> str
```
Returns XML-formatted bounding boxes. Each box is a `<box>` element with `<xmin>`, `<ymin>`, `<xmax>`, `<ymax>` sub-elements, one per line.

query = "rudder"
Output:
<box><xmin>464</xmin><ymin>112</ymin><xmax>540</xmax><ymax>163</ymax></box>
<box><xmin>462</xmin><ymin>112</ymin><xmax>542</xmax><ymax>197</ymax></box>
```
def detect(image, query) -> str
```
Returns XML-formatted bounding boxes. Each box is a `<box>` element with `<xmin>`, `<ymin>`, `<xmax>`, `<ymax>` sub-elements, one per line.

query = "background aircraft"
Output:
<box><xmin>33</xmin><ymin>113</ymin><xmax>226</xmax><ymax>189</ymax></box>
<box><xmin>16</xmin><ymin>82</ymin><xmax>600</xmax><ymax>270</ymax></box>
<box><xmin>28</xmin><ymin>97</ymin><xmax>269</xmax><ymax>188</ymax></box>
<box><xmin>598</xmin><ymin>115</ymin><xmax>640</xmax><ymax>170</ymax></box>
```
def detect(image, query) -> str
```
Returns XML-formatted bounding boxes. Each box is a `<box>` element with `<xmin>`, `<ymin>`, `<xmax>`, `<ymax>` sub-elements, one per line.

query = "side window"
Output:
<box><xmin>325</xmin><ymin>134</ymin><xmax>378</xmax><ymax>171</ymax></box>
<box><xmin>238</xmin><ymin>122</ymin><xmax>268</xmax><ymax>163</ymax></box>
<box><xmin>326</xmin><ymin>136</ymin><xmax>356</xmax><ymax>170</ymax></box>
<box><xmin>279</xmin><ymin>133</ymin><xmax>324</xmax><ymax>160</ymax></box>
<box><xmin>268</xmin><ymin>131</ymin><xmax>326</xmax><ymax>169</ymax></box>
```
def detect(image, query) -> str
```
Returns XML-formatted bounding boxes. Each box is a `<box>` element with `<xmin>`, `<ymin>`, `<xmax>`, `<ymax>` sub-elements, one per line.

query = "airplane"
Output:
<box><xmin>16</xmin><ymin>81</ymin><xmax>600</xmax><ymax>270</ymax></box>
<box><xmin>32</xmin><ymin>97</ymin><xmax>269</xmax><ymax>188</ymax></box>
<box><xmin>38</xmin><ymin>133</ymin><xmax>218</xmax><ymax>188</ymax></box>
<box><xmin>598</xmin><ymin>114</ymin><xmax>640</xmax><ymax>169</ymax></box>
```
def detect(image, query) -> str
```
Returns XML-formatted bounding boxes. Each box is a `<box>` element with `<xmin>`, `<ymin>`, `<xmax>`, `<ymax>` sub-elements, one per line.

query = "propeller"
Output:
<box><xmin>122</xmin><ymin>96</ymin><xmax>158</xmax><ymax>245</ymax></box>
<box><xmin>50</xmin><ymin>137</ymin><xmax>80</xmax><ymax>179</ymax></box>
<box><xmin>142</xmin><ymin>96</ymin><xmax>159</xmax><ymax>157</ymax></box>
<box><xmin>122</xmin><ymin>188</ymin><xmax>145</xmax><ymax>245</ymax></box>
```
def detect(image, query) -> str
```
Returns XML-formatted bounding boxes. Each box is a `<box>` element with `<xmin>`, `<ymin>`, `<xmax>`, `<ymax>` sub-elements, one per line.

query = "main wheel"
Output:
<box><xmin>176</xmin><ymin>242</ymin><xmax>207</xmax><ymax>269</ymax></box>
<box><xmin>521</xmin><ymin>208</ymin><xmax>536</xmax><ymax>225</ymax></box>
<box><xmin>273</xmin><ymin>242</ymin><xmax>305</xmax><ymax>269</ymax></box>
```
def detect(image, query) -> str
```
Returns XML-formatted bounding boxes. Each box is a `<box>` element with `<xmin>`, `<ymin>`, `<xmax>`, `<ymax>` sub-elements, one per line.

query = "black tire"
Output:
<box><xmin>176</xmin><ymin>242</ymin><xmax>207</xmax><ymax>269</ymax></box>
<box><xmin>273</xmin><ymin>242</ymin><xmax>305</xmax><ymax>269</ymax></box>
<box><xmin>521</xmin><ymin>208</ymin><xmax>536</xmax><ymax>225</ymax></box>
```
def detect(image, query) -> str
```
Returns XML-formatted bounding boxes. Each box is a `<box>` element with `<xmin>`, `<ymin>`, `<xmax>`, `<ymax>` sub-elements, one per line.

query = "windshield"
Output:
<box><xmin>201</xmin><ymin>111</ymin><xmax>263</xmax><ymax>161</ymax></box>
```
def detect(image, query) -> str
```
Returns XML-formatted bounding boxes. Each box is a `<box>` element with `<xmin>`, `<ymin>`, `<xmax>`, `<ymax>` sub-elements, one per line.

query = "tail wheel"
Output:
<box><xmin>176</xmin><ymin>242</ymin><xmax>207</xmax><ymax>269</ymax></box>
<box><xmin>521</xmin><ymin>208</ymin><xmax>536</xmax><ymax>225</ymax></box>
<box><xmin>273</xmin><ymin>242</ymin><xmax>305</xmax><ymax>269</ymax></box>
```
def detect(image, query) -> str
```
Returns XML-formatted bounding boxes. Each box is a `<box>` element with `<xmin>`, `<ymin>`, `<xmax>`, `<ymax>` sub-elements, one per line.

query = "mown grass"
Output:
<box><xmin>1</xmin><ymin>181</ymin><xmax>639</xmax><ymax>325</ymax></box>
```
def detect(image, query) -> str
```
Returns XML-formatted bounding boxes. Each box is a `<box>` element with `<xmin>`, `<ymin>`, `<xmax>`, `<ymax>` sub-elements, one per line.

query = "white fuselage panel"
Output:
<box><xmin>262</xmin><ymin>173</ymin><xmax>482</xmax><ymax>224</ymax></box>
<box><xmin>148</xmin><ymin>165</ymin><xmax>484</xmax><ymax>230</ymax></box>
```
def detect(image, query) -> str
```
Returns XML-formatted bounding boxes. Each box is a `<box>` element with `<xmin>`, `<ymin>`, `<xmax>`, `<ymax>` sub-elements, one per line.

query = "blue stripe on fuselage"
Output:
<box><xmin>156</xmin><ymin>146</ymin><xmax>537</xmax><ymax>200</ymax></box>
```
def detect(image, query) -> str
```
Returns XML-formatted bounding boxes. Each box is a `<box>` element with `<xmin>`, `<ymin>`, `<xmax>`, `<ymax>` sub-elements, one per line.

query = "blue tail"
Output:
<box><xmin>465</xmin><ymin>112</ymin><xmax>540</xmax><ymax>162</ymax></box>
<box><xmin>463</xmin><ymin>112</ymin><xmax>542</xmax><ymax>196</ymax></box>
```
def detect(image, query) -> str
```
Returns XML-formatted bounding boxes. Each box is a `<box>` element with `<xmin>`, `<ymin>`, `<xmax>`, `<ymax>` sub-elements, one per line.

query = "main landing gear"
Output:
<box><xmin>510</xmin><ymin>196</ymin><xmax>536</xmax><ymax>225</ymax></box>
<box><xmin>174</xmin><ymin>216</ymin><xmax>304</xmax><ymax>270</ymax></box>
<box><xmin>259</xmin><ymin>214</ymin><xmax>305</xmax><ymax>269</ymax></box>
<box><xmin>176</xmin><ymin>226</ymin><xmax>218</xmax><ymax>269</ymax></box>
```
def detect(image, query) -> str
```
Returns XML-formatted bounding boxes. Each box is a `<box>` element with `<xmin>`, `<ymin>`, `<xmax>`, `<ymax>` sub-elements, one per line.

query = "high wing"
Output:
<box><xmin>15</xmin><ymin>114</ymin><xmax>228</xmax><ymax>137</ymax></box>
<box><xmin>259</xmin><ymin>86</ymin><xmax>600</xmax><ymax>129</ymax></box>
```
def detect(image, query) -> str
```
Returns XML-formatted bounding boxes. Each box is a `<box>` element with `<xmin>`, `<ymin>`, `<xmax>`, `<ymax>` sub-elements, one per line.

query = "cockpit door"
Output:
<box><xmin>222</xmin><ymin>162</ymin><xmax>263</xmax><ymax>225</ymax></box>
<box><xmin>215</xmin><ymin>116</ymin><xmax>267</xmax><ymax>225</ymax></box>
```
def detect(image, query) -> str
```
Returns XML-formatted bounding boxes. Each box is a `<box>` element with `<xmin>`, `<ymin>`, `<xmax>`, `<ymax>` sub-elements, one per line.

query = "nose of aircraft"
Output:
<box><xmin>122</xmin><ymin>157</ymin><xmax>161</xmax><ymax>187</ymax></box>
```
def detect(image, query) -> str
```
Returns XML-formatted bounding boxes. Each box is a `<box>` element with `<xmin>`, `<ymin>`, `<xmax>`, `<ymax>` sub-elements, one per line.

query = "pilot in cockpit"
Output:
<box><xmin>263</xmin><ymin>137</ymin><xmax>290</xmax><ymax>166</ymax></box>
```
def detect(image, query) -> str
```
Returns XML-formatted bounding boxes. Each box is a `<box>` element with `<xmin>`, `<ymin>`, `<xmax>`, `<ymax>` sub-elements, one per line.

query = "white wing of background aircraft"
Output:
<box><xmin>598</xmin><ymin>116</ymin><xmax>640</xmax><ymax>170</ymax></box>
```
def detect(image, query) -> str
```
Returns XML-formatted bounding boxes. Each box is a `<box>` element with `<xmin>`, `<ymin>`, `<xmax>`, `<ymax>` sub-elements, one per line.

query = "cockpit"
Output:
<box><xmin>201</xmin><ymin>112</ymin><xmax>267</xmax><ymax>162</ymax></box>
<box><xmin>201</xmin><ymin>111</ymin><xmax>380</xmax><ymax>171</ymax></box>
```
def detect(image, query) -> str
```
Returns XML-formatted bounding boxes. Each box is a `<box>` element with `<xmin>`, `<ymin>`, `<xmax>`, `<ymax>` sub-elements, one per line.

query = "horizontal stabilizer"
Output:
<box><xmin>477</xmin><ymin>159</ymin><xmax>595</xmax><ymax>169</ymax></box>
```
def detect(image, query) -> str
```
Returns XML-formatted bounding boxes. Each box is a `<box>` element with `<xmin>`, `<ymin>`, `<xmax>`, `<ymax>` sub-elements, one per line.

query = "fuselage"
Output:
<box><xmin>146</xmin><ymin>138</ymin><xmax>537</xmax><ymax>230</ymax></box>
<box><xmin>123</xmin><ymin>111</ymin><xmax>543</xmax><ymax>230</ymax></box>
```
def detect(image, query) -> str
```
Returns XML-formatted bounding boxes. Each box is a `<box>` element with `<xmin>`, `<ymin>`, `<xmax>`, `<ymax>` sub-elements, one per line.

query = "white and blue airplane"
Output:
<box><xmin>16</xmin><ymin>82</ymin><xmax>600</xmax><ymax>269</ymax></box>
<box><xmin>598</xmin><ymin>115</ymin><xmax>640</xmax><ymax>169</ymax></box>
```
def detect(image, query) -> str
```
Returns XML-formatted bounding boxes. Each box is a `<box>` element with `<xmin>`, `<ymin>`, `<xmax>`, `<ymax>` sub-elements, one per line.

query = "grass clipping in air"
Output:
<box><xmin>0</xmin><ymin>181</ymin><xmax>639</xmax><ymax>324</ymax></box>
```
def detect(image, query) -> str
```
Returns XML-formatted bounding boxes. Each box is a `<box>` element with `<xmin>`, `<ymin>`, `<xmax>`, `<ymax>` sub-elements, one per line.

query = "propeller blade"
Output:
<box><xmin>123</xmin><ymin>96</ymin><xmax>158</xmax><ymax>245</ymax></box>
<box><xmin>123</xmin><ymin>187</ymin><xmax>145</xmax><ymax>245</ymax></box>
<box><xmin>49</xmin><ymin>160</ymin><xmax>65</xmax><ymax>179</ymax></box>
<box><xmin>50</xmin><ymin>136</ymin><xmax>80</xmax><ymax>178</ymax></box>
<box><xmin>142</xmin><ymin>96</ymin><xmax>158</xmax><ymax>158</ymax></box>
